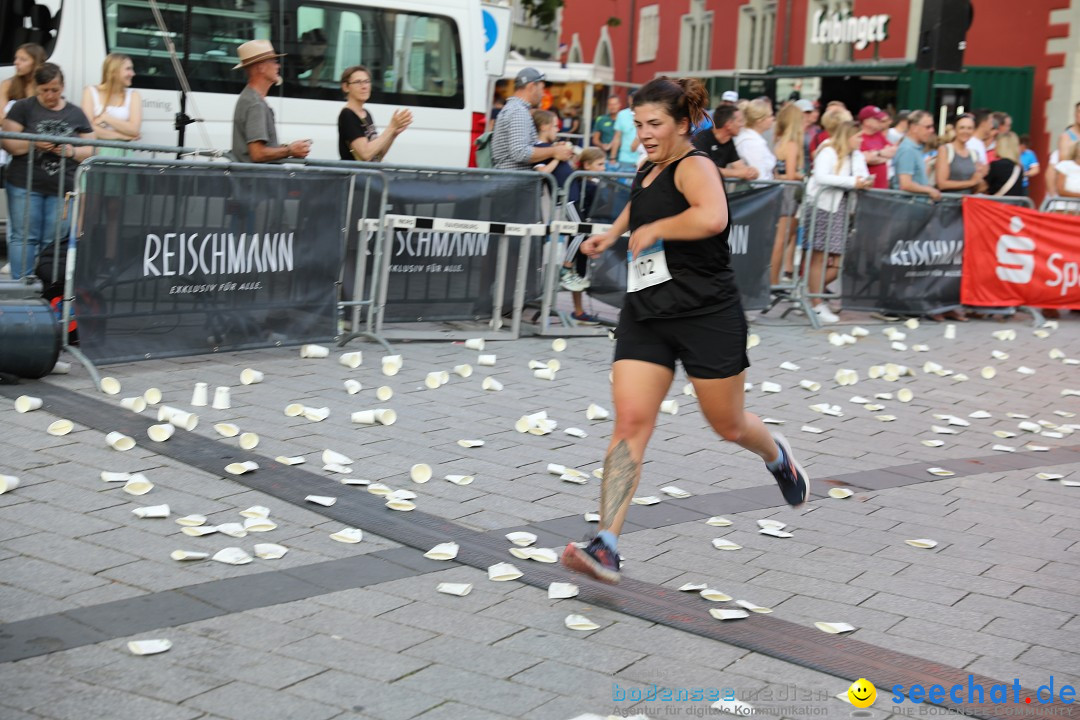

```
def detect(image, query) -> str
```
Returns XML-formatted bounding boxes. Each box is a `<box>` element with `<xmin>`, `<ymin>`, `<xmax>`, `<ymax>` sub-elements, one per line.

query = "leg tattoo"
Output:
<box><xmin>599</xmin><ymin>440</ymin><xmax>639</xmax><ymax>530</ymax></box>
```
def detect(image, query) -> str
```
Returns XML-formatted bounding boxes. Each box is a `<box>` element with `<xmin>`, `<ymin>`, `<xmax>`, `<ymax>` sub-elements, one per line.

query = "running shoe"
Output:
<box><xmin>559</xmin><ymin>267</ymin><xmax>590</xmax><ymax>292</ymax></box>
<box><xmin>571</xmin><ymin>311</ymin><xmax>601</xmax><ymax>325</ymax></box>
<box><xmin>768</xmin><ymin>432</ymin><xmax>809</xmax><ymax>506</ymax></box>
<box><xmin>561</xmin><ymin>536</ymin><xmax>621</xmax><ymax>584</ymax></box>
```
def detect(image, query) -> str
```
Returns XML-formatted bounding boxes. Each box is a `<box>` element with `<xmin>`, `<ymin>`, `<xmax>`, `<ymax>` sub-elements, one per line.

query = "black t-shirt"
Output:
<box><xmin>534</xmin><ymin>141</ymin><xmax>573</xmax><ymax>188</ymax></box>
<box><xmin>338</xmin><ymin>106</ymin><xmax>377</xmax><ymax>161</ymax></box>
<box><xmin>986</xmin><ymin>159</ymin><xmax>1025</xmax><ymax>197</ymax></box>
<box><xmin>625</xmin><ymin>151</ymin><xmax>738</xmax><ymax>320</ymax></box>
<box><xmin>6</xmin><ymin>97</ymin><xmax>92</xmax><ymax>196</ymax></box>
<box><xmin>691</xmin><ymin>129</ymin><xmax>740</xmax><ymax>168</ymax></box>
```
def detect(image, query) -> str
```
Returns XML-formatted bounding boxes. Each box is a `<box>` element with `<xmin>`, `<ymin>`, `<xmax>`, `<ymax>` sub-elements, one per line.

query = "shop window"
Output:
<box><xmin>1</xmin><ymin>0</ymin><xmax>62</xmax><ymax>61</ymax></box>
<box><xmin>636</xmin><ymin>4</ymin><xmax>659</xmax><ymax>64</ymax></box>
<box><xmin>679</xmin><ymin>0</ymin><xmax>713</xmax><ymax>72</ymax></box>
<box><xmin>737</xmin><ymin>0</ymin><xmax>776</xmax><ymax>70</ymax></box>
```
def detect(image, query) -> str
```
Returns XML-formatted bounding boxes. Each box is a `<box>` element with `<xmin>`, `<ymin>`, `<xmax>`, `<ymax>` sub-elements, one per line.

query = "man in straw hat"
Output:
<box><xmin>231</xmin><ymin>39</ymin><xmax>311</xmax><ymax>163</ymax></box>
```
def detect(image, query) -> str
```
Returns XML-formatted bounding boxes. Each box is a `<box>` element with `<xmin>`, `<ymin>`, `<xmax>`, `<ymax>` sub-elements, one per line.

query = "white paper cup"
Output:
<box><xmin>143</xmin><ymin>387</ymin><xmax>162</xmax><ymax>405</ymax></box>
<box><xmin>51</xmin><ymin>360</ymin><xmax>71</xmax><ymax>374</ymax></box>
<box><xmin>344</xmin><ymin>379</ymin><xmax>362</xmax><ymax>395</ymax></box>
<box><xmin>190</xmin><ymin>382</ymin><xmax>209</xmax><ymax>407</ymax></box>
<box><xmin>168</xmin><ymin>410</ymin><xmax>198</xmax><ymax>431</ymax></box>
<box><xmin>534</xmin><ymin>368</ymin><xmax>556</xmax><ymax>380</ymax></box>
<box><xmin>106</xmin><ymin>431</ymin><xmax>136</xmax><ymax>451</ymax></box>
<box><xmin>453</xmin><ymin>364</ymin><xmax>473</xmax><ymax>378</ymax></box>
<box><xmin>410</xmin><ymin>463</ymin><xmax>433</xmax><ymax>483</ymax></box>
<box><xmin>240</xmin><ymin>368</ymin><xmax>264</xmax><ymax>385</ymax></box>
<box><xmin>300</xmin><ymin>344</ymin><xmax>330</xmax><ymax>358</ymax></box>
<box><xmin>477</xmin><ymin>354</ymin><xmax>496</xmax><ymax>366</ymax></box>
<box><xmin>239</xmin><ymin>432</ymin><xmax>259</xmax><ymax>450</ymax></box>
<box><xmin>147</xmin><ymin>423</ymin><xmax>175</xmax><ymax>442</ymax></box>
<box><xmin>660</xmin><ymin>399</ymin><xmax>679</xmax><ymax>415</ymax></box>
<box><xmin>465</xmin><ymin>338</ymin><xmax>485</xmax><ymax>350</ymax></box>
<box><xmin>381</xmin><ymin>354</ymin><xmax>403</xmax><ymax>376</ymax></box>
<box><xmin>121</xmin><ymin>396</ymin><xmax>147</xmax><ymax>413</ymax></box>
<box><xmin>0</xmin><ymin>474</ymin><xmax>20</xmax><ymax>494</ymax></box>
<box><xmin>376</xmin><ymin>385</ymin><xmax>394</xmax><ymax>401</ymax></box>
<box><xmin>100</xmin><ymin>376</ymin><xmax>121</xmax><ymax>395</ymax></box>
<box><xmin>211</xmin><ymin>386</ymin><xmax>231</xmax><ymax>410</ymax></box>
<box><xmin>799</xmin><ymin>380</ymin><xmax>821</xmax><ymax>392</ymax></box>
<box><xmin>425</xmin><ymin>372</ymin><xmax>443</xmax><ymax>389</ymax></box>
<box><xmin>14</xmin><ymin>395</ymin><xmax>42</xmax><ymax>413</ymax></box>
<box><xmin>374</xmin><ymin>408</ymin><xmax>396</xmax><ymax>425</ymax></box>
<box><xmin>528</xmin><ymin>360</ymin><xmax>547</xmax><ymax>370</ymax></box>
<box><xmin>302</xmin><ymin>406</ymin><xmax>330</xmax><ymax>422</ymax></box>
<box><xmin>586</xmin><ymin>403</ymin><xmax>609</xmax><ymax>420</ymax></box>
<box><xmin>47</xmin><ymin>419</ymin><xmax>73</xmax><ymax>436</ymax></box>
<box><xmin>897</xmin><ymin>388</ymin><xmax>914</xmax><ymax>403</ymax></box>
<box><xmin>481</xmin><ymin>377</ymin><xmax>503</xmax><ymax>391</ymax></box>
<box><xmin>284</xmin><ymin>403</ymin><xmax>304</xmax><ymax>417</ymax></box>
<box><xmin>981</xmin><ymin>366</ymin><xmax>997</xmax><ymax>380</ymax></box>
<box><xmin>552</xmin><ymin>338</ymin><xmax>567</xmax><ymax>352</ymax></box>
<box><xmin>352</xmin><ymin>410</ymin><xmax>377</xmax><ymax>424</ymax></box>
<box><xmin>157</xmin><ymin>405</ymin><xmax>179</xmax><ymax>422</ymax></box>
<box><xmin>339</xmin><ymin>351</ymin><xmax>363</xmax><ymax>368</ymax></box>
<box><xmin>944</xmin><ymin>323</ymin><xmax>956</xmax><ymax>339</ymax></box>
<box><xmin>438</xmin><ymin>371</ymin><xmax>450</xmax><ymax>385</ymax></box>
<box><xmin>214</xmin><ymin>423</ymin><xmax>239</xmax><ymax>437</ymax></box>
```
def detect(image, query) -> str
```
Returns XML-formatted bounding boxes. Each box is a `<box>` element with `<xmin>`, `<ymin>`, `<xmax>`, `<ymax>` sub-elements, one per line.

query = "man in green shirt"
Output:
<box><xmin>591</xmin><ymin>95</ymin><xmax>621</xmax><ymax>161</ymax></box>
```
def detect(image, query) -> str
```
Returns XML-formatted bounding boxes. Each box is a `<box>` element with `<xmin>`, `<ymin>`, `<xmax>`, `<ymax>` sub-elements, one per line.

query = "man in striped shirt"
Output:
<box><xmin>491</xmin><ymin>67</ymin><xmax>573</xmax><ymax>170</ymax></box>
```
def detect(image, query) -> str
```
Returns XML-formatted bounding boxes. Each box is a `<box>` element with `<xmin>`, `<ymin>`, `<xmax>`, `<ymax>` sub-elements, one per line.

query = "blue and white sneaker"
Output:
<box><xmin>769</xmin><ymin>432</ymin><xmax>809</xmax><ymax>506</ymax></box>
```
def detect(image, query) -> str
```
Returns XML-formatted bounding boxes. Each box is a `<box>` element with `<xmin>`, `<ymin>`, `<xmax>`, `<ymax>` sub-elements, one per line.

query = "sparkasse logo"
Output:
<box><xmin>995</xmin><ymin>216</ymin><xmax>1035</xmax><ymax>284</ymax></box>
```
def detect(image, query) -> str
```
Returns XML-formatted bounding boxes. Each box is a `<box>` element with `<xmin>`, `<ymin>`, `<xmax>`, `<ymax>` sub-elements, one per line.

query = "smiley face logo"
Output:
<box><xmin>848</xmin><ymin>678</ymin><xmax>877</xmax><ymax>708</ymax></box>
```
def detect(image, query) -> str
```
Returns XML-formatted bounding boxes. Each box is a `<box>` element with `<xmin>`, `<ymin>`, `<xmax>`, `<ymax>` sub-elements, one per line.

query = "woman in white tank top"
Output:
<box><xmin>81</xmin><ymin>53</ymin><xmax>142</xmax><ymax>151</ymax></box>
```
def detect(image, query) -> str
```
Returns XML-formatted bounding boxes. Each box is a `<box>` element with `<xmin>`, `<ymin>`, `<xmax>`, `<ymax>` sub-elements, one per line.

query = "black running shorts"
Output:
<box><xmin>612</xmin><ymin>304</ymin><xmax>750</xmax><ymax>379</ymax></box>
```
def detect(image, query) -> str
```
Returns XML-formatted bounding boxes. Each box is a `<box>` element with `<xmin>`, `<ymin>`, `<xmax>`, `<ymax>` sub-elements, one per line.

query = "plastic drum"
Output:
<box><xmin>0</xmin><ymin>299</ymin><xmax>62</xmax><ymax>378</ymax></box>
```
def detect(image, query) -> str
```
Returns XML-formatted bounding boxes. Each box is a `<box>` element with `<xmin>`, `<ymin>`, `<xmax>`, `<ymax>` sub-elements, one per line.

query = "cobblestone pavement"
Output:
<box><xmin>1</xmin><ymin>310</ymin><xmax>1078</xmax><ymax>720</ymax></box>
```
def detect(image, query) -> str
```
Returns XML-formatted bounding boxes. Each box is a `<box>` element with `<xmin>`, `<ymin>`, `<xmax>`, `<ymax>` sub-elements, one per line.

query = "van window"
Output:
<box><xmin>281</xmin><ymin>1</ymin><xmax>464</xmax><ymax>109</ymax></box>
<box><xmin>1</xmin><ymin>0</ymin><xmax>63</xmax><ymax>61</ymax></box>
<box><xmin>102</xmin><ymin>0</ymin><xmax>273</xmax><ymax>93</ymax></box>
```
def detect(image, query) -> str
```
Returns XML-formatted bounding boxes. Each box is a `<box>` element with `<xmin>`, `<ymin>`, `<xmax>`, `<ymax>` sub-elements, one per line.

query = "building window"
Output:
<box><xmin>568</xmin><ymin>33</ymin><xmax>583</xmax><ymax>64</ymax></box>
<box><xmin>679</xmin><ymin>0</ymin><xmax>713</xmax><ymax>72</ymax></box>
<box><xmin>737</xmin><ymin>0</ymin><xmax>776</xmax><ymax>70</ymax></box>
<box><xmin>595</xmin><ymin>26</ymin><xmax>614</xmax><ymax>67</ymax></box>
<box><xmin>636</xmin><ymin>4</ymin><xmax>659</xmax><ymax>64</ymax></box>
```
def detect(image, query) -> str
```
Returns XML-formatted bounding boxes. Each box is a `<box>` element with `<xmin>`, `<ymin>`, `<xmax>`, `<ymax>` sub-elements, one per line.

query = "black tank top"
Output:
<box><xmin>625</xmin><ymin>150</ymin><xmax>739</xmax><ymax>320</ymax></box>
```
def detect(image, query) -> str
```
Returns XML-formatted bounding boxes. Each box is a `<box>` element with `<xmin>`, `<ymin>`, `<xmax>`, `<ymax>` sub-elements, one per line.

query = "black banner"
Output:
<box><xmin>73</xmin><ymin>164</ymin><xmax>350</xmax><ymax>363</ymax></box>
<box><xmin>843</xmin><ymin>192</ymin><xmax>963</xmax><ymax>315</ymax></box>
<box><xmin>586</xmin><ymin>184</ymin><xmax>782</xmax><ymax>311</ymax></box>
<box><xmin>348</xmin><ymin>170</ymin><xmax>544</xmax><ymax>323</ymax></box>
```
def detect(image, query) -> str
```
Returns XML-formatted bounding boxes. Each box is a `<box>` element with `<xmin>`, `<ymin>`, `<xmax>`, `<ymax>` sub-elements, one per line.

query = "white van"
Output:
<box><xmin>1</xmin><ymin>0</ymin><xmax>489</xmax><ymax>167</ymax></box>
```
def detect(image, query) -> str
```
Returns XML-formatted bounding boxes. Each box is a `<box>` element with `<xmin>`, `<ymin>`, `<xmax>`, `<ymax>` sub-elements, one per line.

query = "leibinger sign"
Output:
<box><xmin>810</xmin><ymin>9</ymin><xmax>889</xmax><ymax>50</ymax></box>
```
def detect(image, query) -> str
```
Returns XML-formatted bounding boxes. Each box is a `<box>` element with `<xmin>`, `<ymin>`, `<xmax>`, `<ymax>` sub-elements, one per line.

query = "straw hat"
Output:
<box><xmin>233</xmin><ymin>40</ymin><xmax>285</xmax><ymax>70</ymax></box>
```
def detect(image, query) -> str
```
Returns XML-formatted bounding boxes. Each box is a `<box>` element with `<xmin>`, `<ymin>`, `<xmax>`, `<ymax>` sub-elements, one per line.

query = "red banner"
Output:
<box><xmin>961</xmin><ymin>197</ymin><xmax>1080</xmax><ymax>308</ymax></box>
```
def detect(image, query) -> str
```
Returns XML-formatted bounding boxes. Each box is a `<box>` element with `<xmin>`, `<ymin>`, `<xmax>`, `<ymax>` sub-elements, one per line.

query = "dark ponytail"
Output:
<box><xmin>633</xmin><ymin>76</ymin><xmax>710</xmax><ymax>131</ymax></box>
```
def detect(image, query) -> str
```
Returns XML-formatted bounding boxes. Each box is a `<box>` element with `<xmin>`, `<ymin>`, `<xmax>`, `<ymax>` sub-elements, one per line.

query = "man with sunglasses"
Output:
<box><xmin>893</xmin><ymin>109</ymin><xmax>941</xmax><ymax>201</ymax></box>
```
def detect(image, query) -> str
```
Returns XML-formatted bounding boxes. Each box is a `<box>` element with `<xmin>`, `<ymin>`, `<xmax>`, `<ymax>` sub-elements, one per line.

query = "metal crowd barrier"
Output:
<box><xmin>533</xmin><ymin>169</ymin><xmax>633</xmax><ymax>336</ymax></box>
<box><xmin>58</xmin><ymin>154</ymin><xmax>363</xmax><ymax>385</ymax></box>
<box><xmin>0</xmin><ymin>131</ymin><xmax>216</xmax><ymax>291</ymax></box>
<box><xmin>1040</xmin><ymin>196</ymin><xmax>1080</xmax><ymax>215</ymax></box>
<box><xmin>303</xmin><ymin>158</ymin><xmax>559</xmax><ymax>342</ymax></box>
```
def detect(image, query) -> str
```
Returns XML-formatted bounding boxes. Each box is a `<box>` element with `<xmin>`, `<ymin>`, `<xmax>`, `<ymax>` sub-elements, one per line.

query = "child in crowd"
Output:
<box><xmin>532</xmin><ymin>110</ymin><xmax>602</xmax><ymax>325</ymax></box>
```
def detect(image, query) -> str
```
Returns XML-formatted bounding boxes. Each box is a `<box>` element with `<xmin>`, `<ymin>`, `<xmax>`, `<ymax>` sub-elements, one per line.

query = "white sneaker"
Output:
<box><xmin>813</xmin><ymin>304</ymin><xmax>840</xmax><ymax>323</ymax></box>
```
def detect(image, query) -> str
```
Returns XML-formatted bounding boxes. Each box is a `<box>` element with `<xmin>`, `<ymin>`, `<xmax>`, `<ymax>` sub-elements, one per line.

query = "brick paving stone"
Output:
<box><xmin>183</xmin><ymin>681</ymin><xmax>341</xmax><ymax>720</ymax></box>
<box><xmin>274</xmin><ymin>633</ymin><xmax>429</xmax><ymax>682</ymax></box>
<box><xmin>390</xmin><ymin>664</ymin><xmax>555</xmax><ymax>715</ymax></box>
<box><xmin>410</xmin><ymin>702</ymin><xmax>518</xmax><ymax>720</ymax></box>
<box><xmin>493</xmin><ymin>628</ymin><xmax>645</xmax><ymax>676</ymax></box>
<box><xmin>284</xmin><ymin>670</ymin><xmax>444</xmax><ymax>720</ymax></box>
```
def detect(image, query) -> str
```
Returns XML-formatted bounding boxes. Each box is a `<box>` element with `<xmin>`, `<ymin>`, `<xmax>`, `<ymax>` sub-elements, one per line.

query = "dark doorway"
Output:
<box><xmin>820</xmin><ymin>76</ymin><xmax>898</xmax><ymax>114</ymax></box>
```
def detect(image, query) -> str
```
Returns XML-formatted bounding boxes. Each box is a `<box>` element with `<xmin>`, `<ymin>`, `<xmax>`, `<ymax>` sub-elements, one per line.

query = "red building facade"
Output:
<box><xmin>560</xmin><ymin>0</ymin><xmax>1080</xmax><ymax>199</ymax></box>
